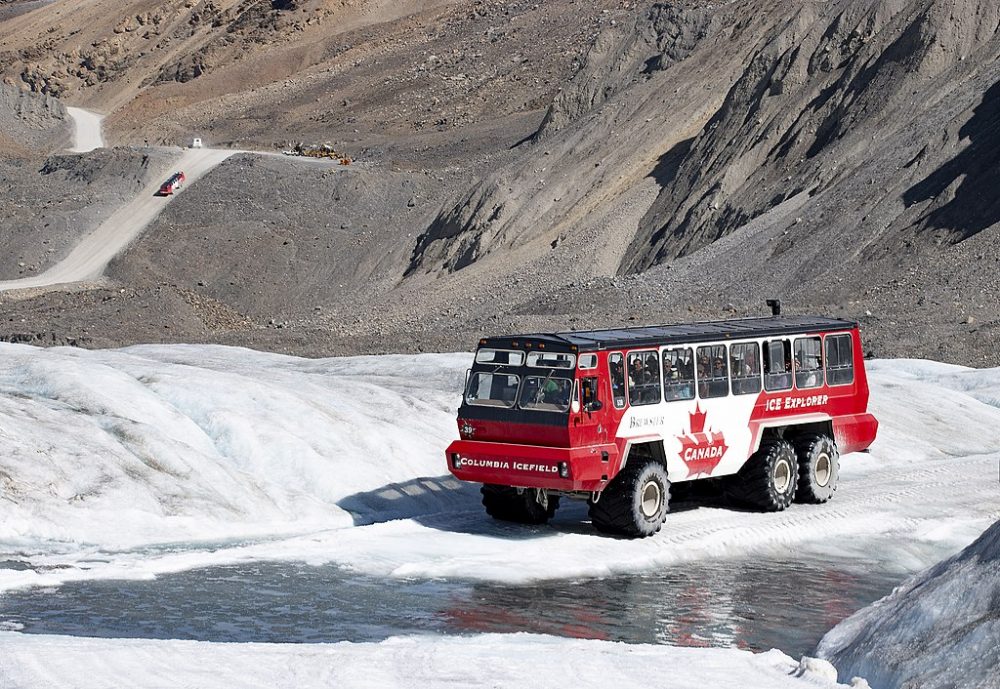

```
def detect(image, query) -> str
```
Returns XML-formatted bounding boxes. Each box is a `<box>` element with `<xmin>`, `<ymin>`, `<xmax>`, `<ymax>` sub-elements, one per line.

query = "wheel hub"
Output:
<box><xmin>640</xmin><ymin>480</ymin><xmax>662</xmax><ymax>518</ymax></box>
<box><xmin>814</xmin><ymin>452</ymin><xmax>831</xmax><ymax>487</ymax></box>
<box><xmin>773</xmin><ymin>459</ymin><xmax>792</xmax><ymax>494</ymax></box>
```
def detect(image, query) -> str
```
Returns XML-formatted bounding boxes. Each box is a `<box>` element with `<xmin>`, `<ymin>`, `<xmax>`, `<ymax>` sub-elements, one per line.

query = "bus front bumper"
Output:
<box><xmin>446</xmin><ymin>440</ymin><xmax>621</xmax><ymax>493</ymax></box>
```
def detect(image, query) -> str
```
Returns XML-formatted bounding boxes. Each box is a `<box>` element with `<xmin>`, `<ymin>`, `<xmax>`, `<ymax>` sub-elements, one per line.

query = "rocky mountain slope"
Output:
<box><xmin>1</xmin><ymin>0</ymin><xmax>628</xmax><ymax>160</ymax></box>
<box><xmin>402</xmin><ymin>0</ymin><xmax>1000</xmax><ymax>362</ymax></box>
<box><xmin>1</xmin><ymin>0</ymin><xmax>998</xmax><ymax>364</ymax></box>
<box><xmin>0</xmin><ymin>81</ymin><xmax>66</xmax><ymax>154</ymax></box>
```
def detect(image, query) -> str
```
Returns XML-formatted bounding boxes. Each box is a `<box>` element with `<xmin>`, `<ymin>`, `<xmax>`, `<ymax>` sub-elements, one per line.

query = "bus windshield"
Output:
<box><xmin>465</xmin><ymin>372</ymin><xmax>520</xmax><ymax>408</ymax></box>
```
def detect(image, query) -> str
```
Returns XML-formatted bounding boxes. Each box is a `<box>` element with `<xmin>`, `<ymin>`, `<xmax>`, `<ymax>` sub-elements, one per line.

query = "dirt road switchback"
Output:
<box><xmin>65</xmin><ymin>107</ymin><xmax>104</xmax><ymax>152</ymax></box>
<box><xmin>0</xmin><ymin>146</ymin><xmax>236</xmax><ymax>293</ymax></box>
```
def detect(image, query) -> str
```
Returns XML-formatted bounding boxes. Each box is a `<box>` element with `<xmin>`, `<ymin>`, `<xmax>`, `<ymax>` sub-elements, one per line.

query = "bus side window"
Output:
<box><xmin>663</xmin><ymin>347</ymin><xmax>695</xmax><ymax>401</ymax></box>
<box><xmin>731</xmin><ymin>342</ymin><xmax>762</xmax><ymax>395</ymax></box>
<box><xmin>627</xmin><ymin>350</ymin><xmax>662</xmax><ymax>406</ymax></box>
<box><xmin>825</xmin><ymin>334</ymin><xmax>855</xmax><ymax>386</ymax></box>
<box><xmin>609</xmin><ymin>352</ymin><xmax>626</xmax><ymax>409</ymax></box>
<box><xmin>794</xmin><ymin>337</ymin><xmax>824</xmax><ymax>389</ymax></box>
<box><xmin>696</xmin><ymin>344</ymin><xmax>729</xmax><ymax>398</ymax></box>
<box><xmin>764</xmin><ymin>340</ymin><xmax>792</xmax><ymax>392</ymax></box>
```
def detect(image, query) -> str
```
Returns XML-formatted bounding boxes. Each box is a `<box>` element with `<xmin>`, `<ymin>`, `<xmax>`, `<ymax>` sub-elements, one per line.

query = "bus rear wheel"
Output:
<box><xmin>481</xmin><ymin>485</ymin><xmax>559</xmax><ymax>525</ymax></box>
<box><xmin>589</xmin><ymin>460</ymin><xmax>670</xmax><ymax>538</ymax></box>
<box><xmin>793</xmin><ymin>434</ymin><xmax>839</xmax><ymax>503</ymax></box>
<box><xmin>727</xmin><ymin>440</ymin><xmax>797</xmax><ymax>511</ymax></box>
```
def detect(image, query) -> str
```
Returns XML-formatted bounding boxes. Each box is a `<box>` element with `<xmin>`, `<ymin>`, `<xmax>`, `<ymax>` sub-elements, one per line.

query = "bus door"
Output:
<box><xmin>573</xmin><ymin>353</ymin><xmax>608</xmax><ymax>444</ymax></box>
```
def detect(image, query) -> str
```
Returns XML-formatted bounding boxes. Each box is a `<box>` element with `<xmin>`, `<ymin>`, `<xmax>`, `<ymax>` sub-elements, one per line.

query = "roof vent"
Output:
<box><xmin>766</xmin><ymin>299</ymin><xmax>781</xmax><ymax>316</ymax></box>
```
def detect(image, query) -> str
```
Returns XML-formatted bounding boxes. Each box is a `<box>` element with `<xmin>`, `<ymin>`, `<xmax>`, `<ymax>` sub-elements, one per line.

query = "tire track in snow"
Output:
<box><xmin>325</xmin><ymin>453</ymin><xmax>1000</xmax><ymax>582</ymax></box>
<box><xmin>649</xmin><ymin>456</ymin><xmax>999</xmax><ymax>547</ymax></box>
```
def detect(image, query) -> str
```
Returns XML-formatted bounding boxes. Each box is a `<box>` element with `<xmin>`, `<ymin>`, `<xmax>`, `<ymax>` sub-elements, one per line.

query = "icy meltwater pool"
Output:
<box><xmin>0</xmin><ymin>556</ymin><xmax>903</xmax><ymax>656</ymax></box>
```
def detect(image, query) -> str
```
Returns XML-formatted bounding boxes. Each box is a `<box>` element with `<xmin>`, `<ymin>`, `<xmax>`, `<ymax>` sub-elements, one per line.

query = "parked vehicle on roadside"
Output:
<box><xmin>446</xmin><ymin>303</ymin><xmax>878</xmax><ymax>537</ymax></box>
<box><xmin>157</xmin><ymin>171</ymin><xmax>186</xmax><ymax>196</ymax></box>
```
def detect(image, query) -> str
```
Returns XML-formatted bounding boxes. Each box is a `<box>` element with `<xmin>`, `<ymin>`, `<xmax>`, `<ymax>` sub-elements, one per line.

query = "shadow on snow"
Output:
<box><xmin>337</xmin><ymin>475</ymin><xmax>739</xmax><ymax>540</ymax></box>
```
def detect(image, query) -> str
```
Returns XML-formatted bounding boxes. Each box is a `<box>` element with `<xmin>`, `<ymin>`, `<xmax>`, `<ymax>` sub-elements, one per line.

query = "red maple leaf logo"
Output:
<box><xmin>677</xmin><ymin>402</ymin><xmax>728</xmax><ymax>477</ymax></box>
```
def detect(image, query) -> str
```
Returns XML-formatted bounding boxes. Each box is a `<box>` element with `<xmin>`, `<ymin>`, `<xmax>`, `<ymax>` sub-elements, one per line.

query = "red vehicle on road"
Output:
<box><xmin>446</xmin><ymin>305</ymin><xmax>878</xmax><ymax>537</ymax></box>
<box><xmin>157</xmin><ymin>171</ymin><xmax>186</xmax><ymax>196</ymax></box>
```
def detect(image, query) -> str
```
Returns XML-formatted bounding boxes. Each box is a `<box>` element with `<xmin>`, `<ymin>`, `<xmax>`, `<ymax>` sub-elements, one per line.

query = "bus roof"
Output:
<box><xmin>479</xmin><ymin>315</ymin><xmax>858</xmax><ymax>352</ymax></box>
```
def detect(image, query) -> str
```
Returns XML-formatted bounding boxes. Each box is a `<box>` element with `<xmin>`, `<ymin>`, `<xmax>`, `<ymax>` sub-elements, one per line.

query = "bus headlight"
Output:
<box><xmin>451</xmin><ymin>453</ymin><xmax>462</xmax><ymax>469</ymax></box>
<box><xmin>558</xmin><ymin>462</ymin><xmax>569</xmax><ymax>478</ymax></box>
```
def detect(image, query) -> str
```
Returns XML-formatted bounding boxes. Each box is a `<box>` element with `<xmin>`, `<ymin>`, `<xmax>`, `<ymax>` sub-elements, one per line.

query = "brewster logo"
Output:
<box><xmin>677</xmin><ymin>403</ymin><xmax>728</xmax><ymax>477</ymax></box>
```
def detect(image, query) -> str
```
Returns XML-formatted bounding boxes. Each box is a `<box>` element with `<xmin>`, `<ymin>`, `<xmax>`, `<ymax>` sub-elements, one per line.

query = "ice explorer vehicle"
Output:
<box><xmin>446</xmin><ymin>305</ymin><xmax>878</xmax><ymax>537</ymax></box>
<box><xmin>157</xmin><ymin>171</ymin><xmax>186</xmax><ymax>196</ymax></box>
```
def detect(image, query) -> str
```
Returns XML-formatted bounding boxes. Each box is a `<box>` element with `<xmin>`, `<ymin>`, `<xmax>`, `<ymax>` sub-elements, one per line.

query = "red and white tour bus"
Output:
<box><xmin>157</xmin><ymin>171</ymin><xmax>186</xmax><ymax>196</ymax></box>
<box><xmin>446</xmin><ymin>308</ymin><xmax>878</xmax><ymax>537</ymax></box>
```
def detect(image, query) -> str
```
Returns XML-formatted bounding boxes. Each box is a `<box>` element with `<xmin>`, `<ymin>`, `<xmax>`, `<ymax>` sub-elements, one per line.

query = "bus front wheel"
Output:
<box><xmin>589</xmin><ymin>460</ymin><xmax>670</xmax><ymax>538</ymax></box>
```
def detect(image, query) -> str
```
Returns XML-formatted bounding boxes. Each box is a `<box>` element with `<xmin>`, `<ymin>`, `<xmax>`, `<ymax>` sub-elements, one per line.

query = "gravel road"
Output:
<box><xmin>0</xmin><ymin>108</ymin><xmax>236</xmax><ymax>292</ymax></box>
<box><xmin>65</xmin><ymin>107</ymin><xmax>103</xmax><ymax>153</ymax></box>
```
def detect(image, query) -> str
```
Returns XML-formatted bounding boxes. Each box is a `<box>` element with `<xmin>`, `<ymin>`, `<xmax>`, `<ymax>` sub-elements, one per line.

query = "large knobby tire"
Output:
<box><xmin>727</xmin><ymin>440</ymin><xmax>797</xmax><ymax>511</ymax></box>
<box><xmin>793</xmin><ymin>434</ymin><xmax>840</xmax><ymax>503</ymax></box>
<box><xmin>481</xmin><ymin>484</ymin><xmax>559</xmax><ymax>525</ymax></box>
<box><xmin>589</xmin><ymin>460</ymin><xmax>670</xmax><ymax>538</ymax></box>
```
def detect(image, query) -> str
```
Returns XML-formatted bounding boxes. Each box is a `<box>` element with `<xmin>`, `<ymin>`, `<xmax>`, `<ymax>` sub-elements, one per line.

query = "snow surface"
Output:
<box><xmin>0</xmin><ymin>344</ymin><xmax>997</xmax><ymax>592</ymax></box>
<box><xmin>0</xmin><ymin>631</ymin><xmax>859</xmax><ymax>689</ymax></box>
<box><xmin>1</xmin><ymin>343</ymin><xmax>998</xmax><ymax>689</ymax></box>
<box><xmin>819</xmin><ymin>518</ymin><xmax>1000</xmax><ymax>689</ymax></box>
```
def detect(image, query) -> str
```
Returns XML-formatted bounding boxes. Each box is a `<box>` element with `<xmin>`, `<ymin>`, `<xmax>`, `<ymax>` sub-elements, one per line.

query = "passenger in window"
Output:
<box><xmin>542</xmin><ymin>378</ymin><xmax>560</xmax><ymax>403</ymax></box>
<box><xmin>630</xmin><ymin>357</ymin><xmax>646</xmax><ymax>386</ymax></box>
<box><xmin>644</xmin><ymin>354</ymin><xmax>659</xmax><ymax>403</ymax></box>
<box><xmin>644</xmin><ymin>353</ymin><xmax>658</xmax><ymax>379</ymax></box>
<box><xmin>610</xmin><ymin>356</ymin><xmax>626</xmax><ymax>407</ymax></box>
<box><xmin>794</xmin><ymin>363</ymin><xmax>806</xmax><ymax>387</ymax></box>
<box><xmin>732</xmin><ymin>353</ymin><xmax>747</xmax><ymax>394</ymax></box>
<box><xmin>782</xmin><ymin>354</ymin><xmax>793</xmax><ymax>388</ymax></box>
<box><xmin>710</xmin><ymin>358</ymin><xmax>728</xmax><ymax>396</ymax></box>
<box><xmin>795</xmin><ymin>351</ymin><xmax>820</xmax><ymax>388</ymax></box>
<box><xmin>662</xmin><ymin>358</ymin><xmax>676</xmax><ymax>401</ymax></box>
<box><xmin>680</xmin><ymin>359</ymin><xmax>694</xmax><ymax>398</ymax></box>
<box><xmin>629</xmin><ymin>358</ymin><xmax>645</xmax><ymax>404</ymax></box>
<box><xmin>548</xmin><ymin>381</ymin><xmax>570</xmax><ymax>408</ymax></box>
